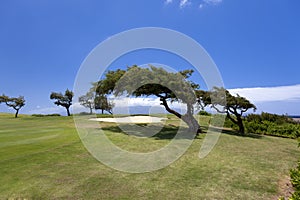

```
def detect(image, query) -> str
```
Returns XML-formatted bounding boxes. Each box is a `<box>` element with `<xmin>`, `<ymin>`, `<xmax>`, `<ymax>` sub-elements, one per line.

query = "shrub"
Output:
<box><xmin>32</xmin><ymin>114</ymin><xmax>61</xmax><ymax>117</ymax></box>
<box><xmin>289</xmin><ymin>161</ymin><xmax>300</xmax><ymax>199</ymax></box>
<box><xmin>198</xmin><ymin>110</ymin><xmax>211</xmax><ymax>116</ymax></box>
<box><xmin>244</xmin><ymin>112</ymin><xmax>300</xmax><ymax>138</ymax></box>
<box><xmin>246</xmin><ymin>112</ymin><xmax>290</xmax><ymax>124</ymax></box>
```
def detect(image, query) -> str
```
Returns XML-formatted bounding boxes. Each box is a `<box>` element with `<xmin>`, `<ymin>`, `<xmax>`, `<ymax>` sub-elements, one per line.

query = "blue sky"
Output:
<box><xmin>0</xmin><ymin>0</ymin><xmax>300</xmax><ymax>115</ymax></box>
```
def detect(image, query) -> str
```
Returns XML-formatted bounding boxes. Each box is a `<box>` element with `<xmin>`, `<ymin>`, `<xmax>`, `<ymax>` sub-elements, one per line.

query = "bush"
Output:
<box><xmin>246</xmin><ymin>112</ymin><xmax>291</xmax><ymax>125</ymax></box>
<box><xmin>289</xmin><ymin>161</ymin><xmax>300</xmax><ymax>199</ymax></box>
<box><xmin>244</xmin><ymin>112</ymin><xmax>300</xmax><ymax>138</ymax></box>
<box><xmin>78</xmin><ymin>112</ymin><xmax>92</xmax><ymax>115</ymax></box>
<box><xmin>198</xmin><ymin>110</ymin><xmax>211</xmax><ymax>116</ymax></box>
<box><xmin>32</xmin><ymin>114</ymin><xmax>61</xmax><ymax>117</ymax></box>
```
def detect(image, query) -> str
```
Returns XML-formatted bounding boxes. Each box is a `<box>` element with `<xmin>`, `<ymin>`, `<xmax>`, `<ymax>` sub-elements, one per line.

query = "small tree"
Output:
<box><xmin>94</xmin><ymin>94</ymin><xmax>114</xmax><ymax>114</ymax></box>
<box><xmin>79</xmin><ymin>91</ymin><xmax>95</xmax><ymax>114</ymax></box>
<box><xmin>50</xmin><ymin>89</ymin><xmax>73</xmax><ymax>116</ymax></box>
<box><xmin>0</xmin><ymin>94</ymin><xmax>25</xmax><ymax>118</ymax></box>
<box><xmin>197</xmin><ymin>87</ymin><xmax>256</xmax><ymax>134</ymax></box>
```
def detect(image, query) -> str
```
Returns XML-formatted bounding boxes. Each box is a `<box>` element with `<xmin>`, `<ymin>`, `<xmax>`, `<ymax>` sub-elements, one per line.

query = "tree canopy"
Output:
<box><xmin>79</xmin><ymin>91</ymin><xmax>95</xmax><ymax>114</ymax></box>
<box><xmin>94</xmin><ymin>94</ymin><xmax>114</xmax><ymax>114</ymax></box>
<box><xmin>50</xmin><ymin>89</ymin><xmax>73</xmax><ymax>116</ymax></box>
<box><xmin>96</xmin><ymin>65</ymin><xmax>202</xmax><ymax>134</ymax></box>
<box><xmin>0</xmin><ymin>94</ymin><xmax>25</xmax><ymax>118</ymax></box>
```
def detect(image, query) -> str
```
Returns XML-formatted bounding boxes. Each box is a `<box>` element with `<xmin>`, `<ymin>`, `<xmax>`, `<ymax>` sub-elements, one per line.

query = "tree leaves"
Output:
<box><xmin>0</xmin><ymin>94</ymin><xmax>25</xmax><ymax>118</ymax></box>
<box><xmin>50</xmin><ymin>89</ymin><xmax>73</xmax><ymax>116</ymax></box>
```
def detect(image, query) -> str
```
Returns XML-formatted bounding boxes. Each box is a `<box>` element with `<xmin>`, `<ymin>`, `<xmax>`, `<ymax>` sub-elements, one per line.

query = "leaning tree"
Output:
<box><xmin>0</xmin><ymin>94</ymin><xmax>25</xmax><ymax>118</ymax></box>
<box><xmin>50</xmin><ymin>89</ymin><xmax>73</xmax><ymax>116</ymax></box>
<box><xmin>96</xmin><ymin>65</ymin><xmax>202</xmax><ymax>134</ymax></box>
<box><xmin>197</xmin><ymin>87</ymin><xmax>256</xmax><ymax>134</ymax></box>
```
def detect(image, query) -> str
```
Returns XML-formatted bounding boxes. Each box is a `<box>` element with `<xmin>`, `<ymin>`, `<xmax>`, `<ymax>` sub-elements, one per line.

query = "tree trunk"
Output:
<box><xmin>160</xmin><ymin>97</ymin><xmax>201</xmax><ymax>135</ymax></box>
<box><xmin>182</xmin><ymin>113</ymin><xmax>202</xmax><ymax>134</ymax></box>
<box><xmin>227</xmin><ymin>113</ymin><xmax>245</xmax><ymax>135</ymax></box>
<box><xmin>101</xmin><ymin>109</ymin><xmax>104</xmax><ymax>114</ymax></box>
<box><xmin>66</xmin><ymin>107</ymin><xmax>71</xmax><ymax>116</ymax></box>
<box><xmin>89</xmin><ymin>106</ymin><xmax>93</xmax><ymax>114</ymax></box>
<box><xmin>15</xmin><ymin>109</ymin><xmax>19</xmax><ymax>118</ymax></box>
<box><xmin>237</xmin><ymin>116</ymin><xmax>245</xmax><ymax>135</ymax></box>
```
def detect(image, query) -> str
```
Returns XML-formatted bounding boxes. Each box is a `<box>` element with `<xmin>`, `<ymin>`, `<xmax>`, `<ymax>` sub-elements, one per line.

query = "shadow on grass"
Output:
<box><xmin>100</xmin><ymin>124</ymin><xmax>263</xmax><ymax>140</ymax></box>
<box><xmin>100</xmin><ymin>124</ymin><xmax>198</xmax><ymax>140</ymax></box>
<box><xmin>207</xmin><ymin>126</ymin><xmax>263</xmax><ymax>139</ymax></box>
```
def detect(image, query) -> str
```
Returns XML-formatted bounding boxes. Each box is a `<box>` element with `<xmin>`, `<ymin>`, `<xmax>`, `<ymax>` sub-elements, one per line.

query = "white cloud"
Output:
<box><xmin>164</xmin><ymin>0</ymin><xmax>222</xmax><ymax>9</ymax></box>
<box><xmin>28</xmin><ymin>106</ymin><xmax>65</xmax><ymax>115</ymax></box>
<box><xmin>112</xmin><ymin>97</ymin><xmax>185</xmax><ymax>109</ymax></box>
<box><xmin>228</xmin><ymin>84</ymin><xmax>300</xmax><ymax>103</ymax></box>
<box><xmin>203</xmin><ymin>0</ymin><xmax>222</xmax><ymax>5</ymax></box>
<box><xmin>180</xmin><ymin>0</ymin><xmax>192</xmax><ymax>8</ymax></box>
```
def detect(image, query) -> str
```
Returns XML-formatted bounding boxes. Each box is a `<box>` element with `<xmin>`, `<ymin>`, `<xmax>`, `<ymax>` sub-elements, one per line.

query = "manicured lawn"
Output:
<box><xmin>0</xmin><ymin>113</ymin><xmax>299</xmax><ymax>199</ymax></box>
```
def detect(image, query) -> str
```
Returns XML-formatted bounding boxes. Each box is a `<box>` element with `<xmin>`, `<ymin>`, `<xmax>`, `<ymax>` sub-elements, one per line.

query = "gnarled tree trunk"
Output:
<box><xmin>160</xmin><ymin>97</ymin><xmax>201</xmax><ymax>135</ymax></box>
<box><xmin>236</xmin><ymin>115</ymin><xmax>245</xmax><ymax>135</ymax></box>
<box><xmin>227</xmin><ymin>113</ymin><xmax>245</xmax><ymax>135</ymax></box>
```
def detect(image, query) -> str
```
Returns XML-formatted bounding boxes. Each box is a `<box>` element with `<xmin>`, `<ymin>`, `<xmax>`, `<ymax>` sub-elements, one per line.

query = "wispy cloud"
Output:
<box><xmin>165</xmin><ymin>0</ymin><xmax>222</xmax><ymax>9</ymax></box>
<box><xmin>179</xmin><ymin>0</ymin><xmax>191</xmax><ymax>8</ymax></box>
<box><xmin>165</xmin><ymin>0</ymin><xmax>173</xmax><ymax>5</ymax></box>
<box><xmin>28</xmin><ymin>106</ymin><xmax>65</xmax><ymax>115</ymax></box>
<box><xmin>228</xmin><ymin>84</ymin><xmax>300</xmax><ymax>103</ymax></box>
<box><xmin>199</xmin><ymin>0</ymin><xmax>223</xmax><ymax>9</ymax></box>
<box><xmin>203</xmin><ymin>0</ymin><xmax>222</xmax><ymax>5</ymax></box>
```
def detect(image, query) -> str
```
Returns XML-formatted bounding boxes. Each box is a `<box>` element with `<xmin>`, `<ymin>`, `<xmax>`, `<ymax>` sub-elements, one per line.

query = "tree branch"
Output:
<box><xmin>159</xmin><ymin>96</ymin><xmax>182</xmax><ymax>119</ymax></box>
<box><xmin>211</xmin><ymin>104</ymin><xmax>226</xmax><ymax>114</ymax></box>
<box><xmin>226</xmin><ymin>112</ymin><xmax>238</xmax><ymax>124</ymax></box>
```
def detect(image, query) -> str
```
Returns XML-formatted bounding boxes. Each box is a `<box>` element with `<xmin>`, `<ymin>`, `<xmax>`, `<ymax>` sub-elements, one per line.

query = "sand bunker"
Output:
<box><xmin>89</xmin><ymin>116</ymin><xmax>167</xmax><ymax>124</ymax></box>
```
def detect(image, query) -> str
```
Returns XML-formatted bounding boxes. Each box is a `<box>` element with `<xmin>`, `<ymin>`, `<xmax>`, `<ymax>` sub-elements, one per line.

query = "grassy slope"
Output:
<box><xmin>0</xmin><ymin>113</ymin><xmax>299</xmax><ymax>199</ymax></box>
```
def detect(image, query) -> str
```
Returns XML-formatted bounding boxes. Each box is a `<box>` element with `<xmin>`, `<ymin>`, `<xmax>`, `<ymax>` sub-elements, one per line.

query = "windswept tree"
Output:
<box><xmin>50</xmin><ymin>89</ymin><xmax>73</xmax><ymax>116</ymax></box>
<box><xmin>96</xmin><ymin>65</ymin><xmax>202</xmax><ymax>134</ymax></box>
<box><xmin>197</xmin><ymin>87</ymin><xmax>256</xmax><ymax>134</ymax></box>
<box><xmin>0</xmin><ymin>95</ymin><xmax>5</xmax><ymax>104</ymax></box>
<box><xmin>79</xmin><ymin>91</ymin><xmax>95</xmax><ymax>114</ymax></box>
<box><xmin>0</xmin><ymin>94</ymin><xmax>25</xmax><ymax>118</ymax></box>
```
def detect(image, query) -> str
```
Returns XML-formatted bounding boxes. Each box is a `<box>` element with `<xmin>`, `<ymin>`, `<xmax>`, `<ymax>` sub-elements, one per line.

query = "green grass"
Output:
<box><xmin>0</xmin><ymin>113</ymin><xmax>299</xmax><ymax>199</ymax></box>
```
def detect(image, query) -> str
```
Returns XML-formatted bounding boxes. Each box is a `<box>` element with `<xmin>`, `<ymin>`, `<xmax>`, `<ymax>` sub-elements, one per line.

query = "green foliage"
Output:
<box><xmin>78</xmin><ymin>91</ymin><xmax>95</xmax><ymax>114</ymax></box>
<box><xmin>197</xmin><ymin>87</ymin><xmax>256</xmax><ymax>134</ymax></box>
<box><xmin>289</xmin><ymin>161</ymin><xmax>300</xmax><ymax>199</ymax></box>
<box><xmin>96</xmin><ymin>65</ymin><xmax>202</xmax><ymax>133</ymax></box>
<box><xmin>244</xmin><ymin>113</ymin><xmax>300</xmax><ymax>138</ymax></box>
<box><xmin>246</xmin><ymin>112</ymin><xmax>291</xmax><ymax>125</ymax></box>
<box><xmin>94</xmin><ymin>95</ymin><xmax>114</xmax><ymax>114</ymax></box>
<box><xmin>50</xmin><ymin>89</ymin><xmax>73</xmax><ymax>116</ymax></box>
<box><xmin>198</xmin><ymin>110</ymin><xmax>211</xmax><ymax>116</ymax></box>
<box><xmin>0</xmin><ymin>94</ymin><xmax>25</xmax><ymax>118</ymax></box>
